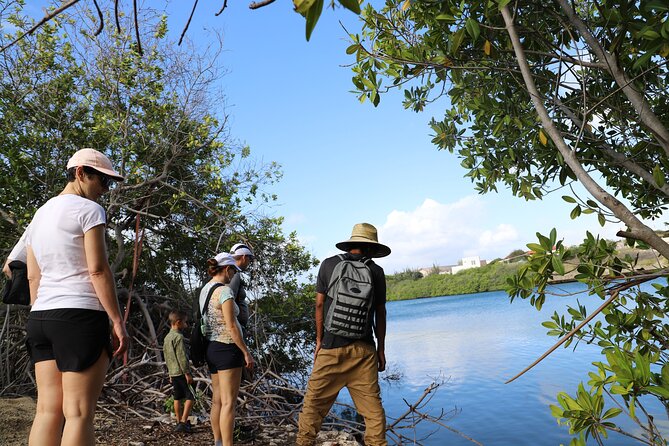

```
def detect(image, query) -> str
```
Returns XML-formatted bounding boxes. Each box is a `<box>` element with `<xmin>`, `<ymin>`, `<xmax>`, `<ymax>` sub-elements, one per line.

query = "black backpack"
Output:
<box><xmin>190</xmin><ymin>283</ymin><xmax>223</xmax><ymax>367</ymax></box>
<box><xmin>324</xmin><ymin>254</ymin><xmax>375</xmax><ymax>339</ymax></box>
<box><xmin>2</xmin><ymin>260</ymin><xmax>30</xmax><ymax>305</ymax></box>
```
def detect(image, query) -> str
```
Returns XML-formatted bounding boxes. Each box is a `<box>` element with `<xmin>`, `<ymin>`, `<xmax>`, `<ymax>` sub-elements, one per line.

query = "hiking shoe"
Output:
<box><xmin>183</xmin><ymin>421</ymin><xmax>192</xmax><ymax>434</ymax></box>
<box><xmin>174</xmin><ymin>422</ymin><xmax>185</xmax><ymax>432</ymax></box>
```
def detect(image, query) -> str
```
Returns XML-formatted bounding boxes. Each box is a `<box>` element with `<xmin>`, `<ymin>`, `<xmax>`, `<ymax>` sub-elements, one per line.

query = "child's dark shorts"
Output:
<box><xmin>26</xmin><ymin>309</ymin><xmax>112</xmax><ymax>372</ymax></box>
<box><xmin>206</xmin><ymin>341</ymin><xmax>244</xmax><ymax>373</ymax></box>
<box><xmin>171</xmin><ymin>375</ymin><xmax>195</xmax><ymax>401</ymax></box>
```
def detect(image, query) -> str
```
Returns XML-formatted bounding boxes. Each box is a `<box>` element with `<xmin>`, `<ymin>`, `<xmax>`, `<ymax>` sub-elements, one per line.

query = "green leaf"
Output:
<box><xmin>550</xmin><ymin>404</ymin><xmax>564</xmax><ymax>418</ymax></box>
<box><xmin>598</xmin><ymin>213</ymin><xmax>606</xmax><ymax>227</ymax></box>
<box><xmin>570</xmin><ymin>205</ymin><xmax>581</xmax><ymax>219</ymax></box>
<box><xmin>551</xmin><ymin>255</ymin><xmax>565</xmax><ymax>275</ymax></box>
<box><xmin>435</xmin><ymin>14</ymin><xmax>456</xmax><ymax>22</ymax></box>
<box><xmin>610</xmin><ymin>385</ymin><xmax>628</xmax><ymax>395</ymax></box>
<box><xmin>639</xmin><ymin>29</ymin><xmax>661</xmax><ymax>40</ymax></box>
<box><xmin>294</xmin><ymin>0</ymin><xmax>317</xmax><ymax>15</ymax></box>
<box><xmin>526</xmin><ymin>243</ymin><xmax>545</xmax><ymax>253</ymax></box>
<box><xmin>338</xmin><ymin>0</ymin><xmax>361</xmax><ymax>15</ymax></box>
<box><xmin>601</xmin><ymin>407</ymin><xmax>621</xmax><ymax>420</ymax></box>
<box><xmin>562</xmin><ymin>195</ymin><xmax>576</xmax><ymax>203</ymax></box>
<box><xmin>644</xmin><ymin>0</ymin><xmax>669</xmax><ymax>12</ymax></box>
<box><xmin>451</xmin><ymin>28</ymin><xmax>466</xmax><ymax>55</ymax></box>
<box><xmin>305</xmin><ymin>0</ymin><xmax>324</xmax><ymax>41</ymax></box>
<box><xmin>652</xmin><ymin>164</ymin><xmax>665</xmax><ymax>187</ymax></box>
<box><xmin>345</xmin><ymin>43</ymin><xmax>360</xmax><ymax>55</ymax></box>
<box><xmin>465</xmin><ymin>18</ymin><xmax>481</xmax><ymax>43</ymax></box>
<box><xmin>632</xmin><ymin>51</ymin><xmax>653</xmax><ymax>70</ymax></box>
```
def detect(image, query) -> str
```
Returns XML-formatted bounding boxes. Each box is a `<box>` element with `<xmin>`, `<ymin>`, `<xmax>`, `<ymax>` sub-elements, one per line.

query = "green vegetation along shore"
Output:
<box><xmin>386</xmin><ymin>240</ymin><xmax>669</xmax><ymax>301</ymax></box>
<box><xmin>387</xmin><ymin>262</ymin><xmax>525</xmax><ymax>301</ymax></box>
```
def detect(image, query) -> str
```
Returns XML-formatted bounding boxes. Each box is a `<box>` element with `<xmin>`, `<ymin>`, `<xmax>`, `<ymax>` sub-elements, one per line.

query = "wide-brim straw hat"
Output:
<box><xmin>335</xmin><ymin>223</ymin><xmax>391</xmax><ymax>258</ymax></box>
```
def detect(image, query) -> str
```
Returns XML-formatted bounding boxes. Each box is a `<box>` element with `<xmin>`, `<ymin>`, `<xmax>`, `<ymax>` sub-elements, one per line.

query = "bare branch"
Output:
<box><xmin>92</xmin><ymin>0</ymin><xmax>104</xmax><ymax>36</ymax></box>
<box><xmin>250</xmin><ymin>0</ymin><xmax>277</xmax><ymax>10</ymax></box>
<box><xmin>505</xmin><ymin>275</ymin><xmax>666</xmax><ymax>384</ymax></box>
<box><xmin>0</xmin><ymin>0</ymin><xmax>82</xmax><ymax>54</ymax></box>
<box><xmin>133</xmin><ymin>0</ymin><xmax>142</xmax><ymax>56</ymax></box>
<box><xmin>114</xmin><ymin>0</ymin><xmax>121</xmax><ymax>33</ymax></box>
<box><xmin>178</xmin><ymin>0</ymin><xmax>199</xmax><ymax>46</ymax></box>
<box><xmin>215</xmin><ymin>0</ymin><xmax>229</xmax><ymax>16</ymax></box>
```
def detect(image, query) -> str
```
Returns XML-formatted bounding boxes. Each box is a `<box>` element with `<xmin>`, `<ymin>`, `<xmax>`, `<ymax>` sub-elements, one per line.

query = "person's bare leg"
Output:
<box><xmin>181</xmin><ymin>399</ymin><xmax>194</xmax><ymax>423</ymax></box>
<box><xmin>210</xmin><ymin>373</ymin><xmax>222</xmax><ymax>443</ymax></box>
<box><xmin>29</xmin><ymin>360</ymin><xmax>64</xmax><ymax>446</ymax></box>
<box><xmin>217</xmin><ymin>368</ymin><xmax>242</xmax><ymax>446</ymax></box>
<box><xmin>60</xmin><ymin>353</ymin><xmax>109</xmax><ymax>446</ymax></box>
<box><xmin>174</xmin><ymin>399</ymin><xmax>183</xmax><ymax>424</ymax></box>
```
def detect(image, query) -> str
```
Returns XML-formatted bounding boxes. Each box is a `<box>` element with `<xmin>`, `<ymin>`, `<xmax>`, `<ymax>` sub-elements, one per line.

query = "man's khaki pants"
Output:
<box><xmin>296</xmin><ymin>341</ymin><xmax>387</xmax><ymax>446</ymax></box>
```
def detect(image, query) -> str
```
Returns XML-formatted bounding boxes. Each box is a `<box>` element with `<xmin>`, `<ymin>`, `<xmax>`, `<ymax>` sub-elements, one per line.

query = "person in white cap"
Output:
<box><xmin>228</xmin><ymin>243</ymin><xmax>254</xmax><ymax>331</ymax></box>
<box><xmin>198</xmin><ymin>253</ymin><xmax>255</xmax><ymax>446</ymax></box>
<box><xmin>24</xmin><ymin>148</ymin><xmax>129</xmax><ymax>446</ymax></box>
<box><xmin>297</xmin><ymin>223</ymin><xmax>390</xmax><ymax>446</ymax></box>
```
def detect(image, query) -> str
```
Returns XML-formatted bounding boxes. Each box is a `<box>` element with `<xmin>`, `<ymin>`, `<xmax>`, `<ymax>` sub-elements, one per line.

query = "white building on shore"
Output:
<box><xmin>418</xmin><ymin>256</ymin><xmax>487</xmax><ymax>277</ymax></box>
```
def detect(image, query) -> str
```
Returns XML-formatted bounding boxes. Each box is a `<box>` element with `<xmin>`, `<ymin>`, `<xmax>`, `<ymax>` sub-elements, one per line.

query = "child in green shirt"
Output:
<box><xmin>163</xmin><ymin>310</ymin><xmax>195</xmax><ymax>433</ymax></box>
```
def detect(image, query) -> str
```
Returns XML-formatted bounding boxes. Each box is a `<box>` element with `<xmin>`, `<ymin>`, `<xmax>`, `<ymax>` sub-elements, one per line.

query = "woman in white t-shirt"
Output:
<box><xmin>25</xmin><ymin>148</ymin><xmax>130</xmax><ymax>446</ymax></box>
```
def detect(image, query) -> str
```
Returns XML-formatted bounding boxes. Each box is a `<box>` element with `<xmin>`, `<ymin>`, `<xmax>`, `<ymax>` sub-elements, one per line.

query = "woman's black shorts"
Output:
<box><xmin>206</xmin><ymin>341</ymin><xmax>244</xmax><ymax>373</ymax></box>
<box><xmin>26</xmin><ymin>308</ymin><xmax>112</xmax><ymax>372</ymax></box>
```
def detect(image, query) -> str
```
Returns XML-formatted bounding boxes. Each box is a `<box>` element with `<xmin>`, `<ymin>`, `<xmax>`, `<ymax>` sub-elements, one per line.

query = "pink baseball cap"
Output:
<box><xmin>67</xmin><ymin>148</ymin><xmax>125</xmax><ymax>181</ymax></box>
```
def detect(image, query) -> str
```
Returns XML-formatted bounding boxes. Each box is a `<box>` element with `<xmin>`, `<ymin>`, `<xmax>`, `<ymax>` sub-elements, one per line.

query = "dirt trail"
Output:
<box><xmin>0</xmin><ymin>396</ymin><xmax>35</xmax><ymax>446</ymax></box>
<box><xmin>0</xmin><ymin>396</ymin><xmax>359</xmax><ymax>445</ymax></box>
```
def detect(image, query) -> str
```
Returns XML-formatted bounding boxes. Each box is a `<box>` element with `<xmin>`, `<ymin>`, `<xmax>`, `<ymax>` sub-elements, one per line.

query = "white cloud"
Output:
<box><xmin>376</xmin><ymin>197</ymin><xmax>522</xmax><ymax>273</ymax></box>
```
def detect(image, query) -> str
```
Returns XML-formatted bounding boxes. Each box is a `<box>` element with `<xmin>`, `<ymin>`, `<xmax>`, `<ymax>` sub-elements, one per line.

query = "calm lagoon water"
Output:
<box><xmin>339</xmin><ymin>281</ymin><xmax>668</xmax><ymax>445</ymax></box>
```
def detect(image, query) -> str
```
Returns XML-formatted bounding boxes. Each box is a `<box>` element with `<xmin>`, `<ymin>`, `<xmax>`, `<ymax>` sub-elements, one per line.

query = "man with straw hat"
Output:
<box><xmin>297</xmin><ymin>223</ymin><xmax>390</xmax><ymax>446</ymax></box>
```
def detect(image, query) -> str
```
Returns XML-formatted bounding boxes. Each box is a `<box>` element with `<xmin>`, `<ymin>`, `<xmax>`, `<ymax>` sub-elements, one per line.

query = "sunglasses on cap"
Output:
<box><xmin>83</xmin><ymin>166</ymin><xmax>113</xmax><ymax>189</ymax></box>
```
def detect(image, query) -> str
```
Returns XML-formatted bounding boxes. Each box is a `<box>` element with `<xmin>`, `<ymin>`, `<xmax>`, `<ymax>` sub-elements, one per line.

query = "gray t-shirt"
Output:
<box><xmin>229</xmin><ymin>272</ymin><xmax>249</xmax><ymax>328</ymax></box>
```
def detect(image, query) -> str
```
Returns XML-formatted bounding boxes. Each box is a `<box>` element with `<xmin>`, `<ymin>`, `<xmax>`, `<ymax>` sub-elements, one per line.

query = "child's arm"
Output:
<box><xmin>175</xmin><ymin>335</ymin><xmax>190</xmax><ymax>376</ymax></box>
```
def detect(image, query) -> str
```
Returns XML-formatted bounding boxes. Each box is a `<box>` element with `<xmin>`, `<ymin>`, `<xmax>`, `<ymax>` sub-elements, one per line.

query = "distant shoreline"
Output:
<box><xmin>386</xmin><ymin>258</ymin><xmax>667</xmax><ymax>302</ymax></box>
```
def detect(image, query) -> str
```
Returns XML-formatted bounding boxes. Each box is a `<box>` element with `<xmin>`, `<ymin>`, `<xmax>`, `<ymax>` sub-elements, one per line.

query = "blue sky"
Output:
<box><xmin>159</xmin><ymin>1</ymin><xmax>637</xmax><ymax>273</ymax></box>
<box><xmin>30</xmin><ymin>1</ymin><xmax>650</xmax><ymax>273</ymax></box>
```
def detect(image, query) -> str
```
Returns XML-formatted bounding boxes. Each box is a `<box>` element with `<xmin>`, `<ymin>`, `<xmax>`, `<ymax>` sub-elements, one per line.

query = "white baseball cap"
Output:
<box><xmin>230</xmin><ymin>243</ymin><xmax>254</xmax><ymax>257</ymax></box>
<box><xmin>213</xmin><ymin>253</ymin><xmax>242</xmax><ymax>271</ymax></box>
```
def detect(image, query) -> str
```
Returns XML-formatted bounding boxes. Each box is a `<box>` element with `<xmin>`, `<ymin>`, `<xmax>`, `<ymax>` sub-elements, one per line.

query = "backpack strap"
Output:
<box><xmin>200</xmin><ymin>282</ymin><xmax>224</xmax><ymax>318</ymax></box>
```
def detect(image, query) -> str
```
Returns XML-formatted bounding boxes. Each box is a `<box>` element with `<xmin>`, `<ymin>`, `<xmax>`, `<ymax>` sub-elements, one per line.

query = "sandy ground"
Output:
<box><xmin>0</xmin><ymin>397</ymin><xmax>359</xmax><ymax>445</ymax></box>
<box><xmin>0</xmin><ymin>397</ymin><xmax>34</xmax><ymax>446</ymax></box>
<box><xmin>0</xmin><ymin>397</ymin><xmax>250</xmax><ymax>445</ymax></box>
